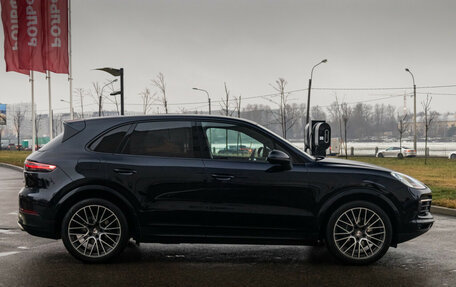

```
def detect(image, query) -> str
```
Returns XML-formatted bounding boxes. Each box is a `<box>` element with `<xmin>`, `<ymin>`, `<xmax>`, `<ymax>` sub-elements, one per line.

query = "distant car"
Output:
<box><xmin>449</xmin><ymin>152</ymin><xmax>456</xmax><ymax>160</ymax></box>
<box><xmin>377</xmin><ymin>147</ymin><xmax>416</xmax><ymax>158</ymax></box>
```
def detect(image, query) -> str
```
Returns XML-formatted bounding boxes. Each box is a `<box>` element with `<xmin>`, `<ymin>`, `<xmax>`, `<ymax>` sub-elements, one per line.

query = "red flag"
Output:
<box><xmin>17</xmin><ymin>0</ymin><xmax>45</xmax><ymax>72</ymax></box>
<box><xmin>1</xmin><ymin>0</ymin><xmax>30</xmax><ymax>74</ymax></box>
<box><xmin>43</xmin><ymin>0</ymin><xmax>68</xmax><ymax>74</ymax></box>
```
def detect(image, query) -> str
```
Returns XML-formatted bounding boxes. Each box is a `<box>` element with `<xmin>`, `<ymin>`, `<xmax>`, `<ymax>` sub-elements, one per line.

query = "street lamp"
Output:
<box><xmin>192</xmin><ymin>87</ymin><xmax>211</xmax><ymax>115</ymax></box>
<box><xmin>306</xmin><ymin>59</ymin><xmax>327</xmax><ymax>126</ymax></box>
<box><xmin>99</xmin><ymin>79</ymin><xmax>118</xmax><ymax>117</ymax></box>
<box><xmin>405</xmin><ymin>68</ymin><xmax>417</xmax><ymax>152</ymax></box>
<box><xmin>95</xmin><ymin>68</ymin><xmax>125</xmax><ymax>115</ymax></box>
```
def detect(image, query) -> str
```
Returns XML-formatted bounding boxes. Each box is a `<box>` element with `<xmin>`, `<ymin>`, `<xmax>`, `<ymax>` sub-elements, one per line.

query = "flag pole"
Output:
<box><xmin>68</xmin><ymin>0</ymin><xmax>73</xmax><ymax>119</ymax></box>
<box><xmin>47</xmin><ymin>71</ymin><xmax>53</xmax><ymax>139</ymax></box>
<box><xmin>31</xmin><ymin>71</ymin><xmax>36</xmax><ymax>152</ymax></box>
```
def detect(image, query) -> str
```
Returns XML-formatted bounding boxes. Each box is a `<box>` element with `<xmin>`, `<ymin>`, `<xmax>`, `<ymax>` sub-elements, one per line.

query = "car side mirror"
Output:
<box><xmin>267</xmin><ymin>150</ymin><xmax>292</xmax><ymax>169</ymax></box>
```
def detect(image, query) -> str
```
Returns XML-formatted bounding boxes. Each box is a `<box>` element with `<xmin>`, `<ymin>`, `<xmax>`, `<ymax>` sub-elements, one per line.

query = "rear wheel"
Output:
<box><xmin>61</xmin><ymin>198</ymin><xmax>129</xmax><ymax>263</ymax></box>
<box><xmin>326</xmin><ymin>201</ymin><xmax>392</xmax><ymax>265</ymax></box>
<box><xmin>397</xmin><ymin>153</ymin><xmax>404</xmax><ymax>159</ymax></box>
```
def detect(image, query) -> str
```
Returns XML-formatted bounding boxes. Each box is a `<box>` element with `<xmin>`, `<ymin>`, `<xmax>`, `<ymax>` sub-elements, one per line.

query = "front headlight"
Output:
<box><xmin>391</xmin><ymin>172</ymin><xmax>426</xmax><ymax>189</ymax></box>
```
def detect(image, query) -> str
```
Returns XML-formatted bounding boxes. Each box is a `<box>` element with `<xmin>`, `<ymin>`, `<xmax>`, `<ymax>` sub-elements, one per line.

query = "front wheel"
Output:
<box><xmin>451</xmin><ymin>154</ymin><xmax>456</xmax><ymax>160</ymax></box>
<box><xmin>325</xmin><ymin>201</ymin><xmax>392</xmax><ymax>265</ymax></box>
<box><xmin>377</xmin><ymin>153</ymin><xmax>384</xmax><ymax>158</ymax></box>
<box><xmin>61</xmin><ymin>198</ymin><xmax>129</xmax><ymax>263</ymax></box>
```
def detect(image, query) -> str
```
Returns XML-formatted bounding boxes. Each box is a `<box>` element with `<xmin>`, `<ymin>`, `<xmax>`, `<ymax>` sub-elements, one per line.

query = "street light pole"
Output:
<box><xmin>405</xmin><ymin>68</ymin><xmax>417</xmax><ymax>152</ymax></box>
<box><xmin>193</xmin><ymin>88</ymin><xmax>211</xmax><ymax>115</ymax></box>
<box><xmin>306</xmin><ymin>59</ymin><xmax>327</xmax><ymax>125</ymax></box>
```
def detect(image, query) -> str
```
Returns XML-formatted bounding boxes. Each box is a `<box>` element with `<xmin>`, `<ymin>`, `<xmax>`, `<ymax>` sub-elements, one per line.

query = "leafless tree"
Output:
<box><xmin>421</xmin><ymin>95</ymin><xmax>437</xmax><ymax>164</ymax></box>
<box><xmin>340</xmin><ymin>102</ymin><xmax>352</xmax><ymax>159</ymax></box>
<box><xmin>234</xmin><ymin>95</ymin><xmax>242</xmax><ymax>118</ymax></box>
<box><xmin>327</xmin><ymin>95</ymin><xmax>343</xmax><ymax>154</ymax></box>
<box><xmin>35</xmin><ymin>114</ymin><xmax>44</xmax><ymax>146</ymax></box>
<box><xmin>139</xmin><ymin>88</ymin><xmax>156</xmax><ymax>115</ymax></box>
<box><xmin>105</xmin><ymin>82</ymin><xmax>120</xmax><ymax>115</ymax></box>
<box><xmin>311</xmin><ymin>105</ymin><xmax>326</xmax><ymax>120</ymax></box>
<box><xmin>267</xmin><ymin>78</ymin><xmax>299</xmax><ymax>139</ymax></box>
<box><xmin>220</xmin><ymin>82</ymin><xmax>235</xmax><ymax>116</ymax></box>
<box><xmin>13</xmin><ymin>106</ymin><xmax>26</xmax><ymax>147</ymax></box>
<box><xmin>151</xmin><ymin>72</ymin><xmax>168</xmax><ymax>114</ymax></box>
<box><xmin>74</xmin><ymin>88</ymin><xmax>86</xmax><ymax>118</ymax></box>
<box><xmin>397</xmin><ymin>113</ymin><xmax>409</xmax><ymax>154</ymax></box>
<box><xmin>89</xmin><ymin>82</ymin><xmax>104</xmax><ymax>116</ymax></box>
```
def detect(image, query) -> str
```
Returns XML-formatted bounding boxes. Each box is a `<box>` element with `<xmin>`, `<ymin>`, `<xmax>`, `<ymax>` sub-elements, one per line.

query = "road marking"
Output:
<box><xmin>0</xmin><ymin>229</ymin><xmax>18</xmax><ymax>235</ymax></box>
<box><xmin>17</xmin><ymin>246</ymin><xmax>29</xmax><ymax>250</ymax></box>
<box><xmin>8</xmin><ymin>212</ymin><xmax>17</xmax><ymax>215</ymax></box>
<box><xmin>0</xmin><ymin>251</ymin><xmax>20</xmax><ymax>257</ymax></box>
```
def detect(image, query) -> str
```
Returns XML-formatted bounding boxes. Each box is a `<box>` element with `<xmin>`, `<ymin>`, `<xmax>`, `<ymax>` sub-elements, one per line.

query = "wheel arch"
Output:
<box><xmin>317</xmin><ymin>189</ymin><xmax>400</xmax><ymax>246</ymax></box>
<box><xmin>54</xmin><ymin>185</ymin><xmax>141</xmax><ymax>241</ymax></box>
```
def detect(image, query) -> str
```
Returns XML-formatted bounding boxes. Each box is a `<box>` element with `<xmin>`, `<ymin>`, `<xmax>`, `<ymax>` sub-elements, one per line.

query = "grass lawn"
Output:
<box><xmin>0</xmin><ymin>150</ymin><xmax>31</xmax><ymax>167</ymax></box>
<box><xmin>1</xmin><ymin>151</ymin><xmax>455</xmax><ymax>208</ymax></box>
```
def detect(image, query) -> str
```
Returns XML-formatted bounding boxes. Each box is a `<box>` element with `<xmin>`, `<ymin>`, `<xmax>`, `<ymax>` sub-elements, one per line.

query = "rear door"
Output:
<box><xmin>94</xmin><ymin>120</ymin><xmax>209</xmax><ymax>239</ymax></box>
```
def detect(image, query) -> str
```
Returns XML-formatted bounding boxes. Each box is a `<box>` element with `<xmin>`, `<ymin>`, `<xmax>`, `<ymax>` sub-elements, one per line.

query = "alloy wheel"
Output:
<box><xmin>332</xmin><ymin>207</ymin><xmax>386</xmax><ymax>260</ymax></box>
<box><xmin>67</xmin><ymin>204</ymin><xmax>122</xmax><ymax>258</ymax></box>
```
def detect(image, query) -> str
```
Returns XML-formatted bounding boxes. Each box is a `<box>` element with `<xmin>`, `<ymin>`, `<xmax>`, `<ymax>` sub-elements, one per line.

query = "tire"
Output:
<box><xmin>61</xmin><ymin>198</ymin><xmax>129</xmax><ymax>263</ymax></box>
<box><xmin>397</xmin><ymin>153</ymin><xmax>404</xmax><ymax>159</ymax></box>
<box><xmin>451</xmin><ymin>154</ymin><xmax>456</xmax><ymax>160</ymax></box>
<box><xmin>377</xmin><ymin>153</ymin><xmax>384</xmax><ymax>158</ymax></box>
<box><xmin>325</xmin><ymin>201</ymin><xmax>392</xmax><ymax>265</ymax></box>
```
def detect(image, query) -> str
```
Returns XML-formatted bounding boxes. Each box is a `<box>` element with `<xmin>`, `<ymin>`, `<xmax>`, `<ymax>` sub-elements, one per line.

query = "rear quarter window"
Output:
<box><xmin>89</xmin><ymin>125</ymin><xmax>131</xmax><ymax>153</ymax></box>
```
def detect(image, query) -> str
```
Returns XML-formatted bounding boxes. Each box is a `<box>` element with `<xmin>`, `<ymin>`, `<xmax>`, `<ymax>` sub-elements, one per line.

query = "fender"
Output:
<box><xmin>317</xmin><ymin>187</ymin><xmax>401</xmax><ymax>229</ymax></box>
<box><xmin>54</xmin><ymin>184</ymin><xmax>141</xmax><ymax>239</ymax></box>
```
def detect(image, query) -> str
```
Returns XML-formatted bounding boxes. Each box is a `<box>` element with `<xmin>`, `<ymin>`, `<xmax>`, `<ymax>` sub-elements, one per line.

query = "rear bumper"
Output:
<box><xmin>396</xmin><ymin>212</ymin><xmax>434</xmax><ymax>243</ymax></box>
<box><xmin>18</xmin><ymin>186</ymin><xmax>59</xmax><ymax>239</ymax></box>
<box><xmin>18</xmin><ymin>210</ymin><xmax>59</xmax><ymax>239</ymax></box>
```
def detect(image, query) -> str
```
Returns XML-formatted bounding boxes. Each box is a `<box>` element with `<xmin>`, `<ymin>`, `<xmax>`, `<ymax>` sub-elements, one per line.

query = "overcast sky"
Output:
<box><xmin>1</xmin><ymin>0</ymin><xmax>456</xmax><ymax>115</ymax></box>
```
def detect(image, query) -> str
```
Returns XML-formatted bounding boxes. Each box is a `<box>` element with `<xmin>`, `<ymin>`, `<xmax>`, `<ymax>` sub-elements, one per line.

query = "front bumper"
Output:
<box><xmin>396</xmin><ymin>212</ymin><xmax>434</xmax><ymax>243</ymax></box>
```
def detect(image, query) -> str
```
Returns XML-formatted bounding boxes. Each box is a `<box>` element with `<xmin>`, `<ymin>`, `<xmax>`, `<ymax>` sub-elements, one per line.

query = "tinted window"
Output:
<box><xmin>90</xmin><ymin>125</ymin><xmax>131</xmax><ymax>153</ymax></box>
<box><xmin>202</xmin><ymin>122</ymin><xmax>275</xmax><ymax>162</ymax></box>
<box><xmin>123</xmin><ymin>121</ymin><xmax>194</xmax><ymax>158</ymax></box>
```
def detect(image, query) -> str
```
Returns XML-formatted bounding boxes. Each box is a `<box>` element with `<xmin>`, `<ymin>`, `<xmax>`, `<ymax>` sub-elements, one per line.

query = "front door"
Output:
<box><xmin>198</xmin><ymin>121</ymin><xmax>315</xmax><ymax>240</ymax></box>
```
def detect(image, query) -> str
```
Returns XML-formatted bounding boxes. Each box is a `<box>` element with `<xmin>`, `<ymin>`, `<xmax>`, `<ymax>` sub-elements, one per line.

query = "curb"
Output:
<box><xmin>431</xmin><ymin>205</ymin><xmax>456</xmax><ymax>217</ymax></box>
<box><xmin>0</xmin><ymin>163</ymin><xmax>23</xmax><ymax>172</ymax></box>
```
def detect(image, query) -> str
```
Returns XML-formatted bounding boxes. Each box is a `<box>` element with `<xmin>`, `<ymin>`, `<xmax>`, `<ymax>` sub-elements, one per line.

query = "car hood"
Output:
<box><xmin>315</xmin><ymin>157</ymin><xmax>393</xmax><ymax>173</ymax></box>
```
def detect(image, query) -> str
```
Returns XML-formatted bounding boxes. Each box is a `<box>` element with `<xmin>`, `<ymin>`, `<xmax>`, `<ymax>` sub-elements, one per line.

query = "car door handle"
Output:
<box><xmin>113</xmin><ymin>168</ymin><xmax>137</xmax><ymax>175</ymax></box>
<box><xmin>211</xmin><ymin>174</ymin><xmax>234</xmax><ymax>182</ymax></box>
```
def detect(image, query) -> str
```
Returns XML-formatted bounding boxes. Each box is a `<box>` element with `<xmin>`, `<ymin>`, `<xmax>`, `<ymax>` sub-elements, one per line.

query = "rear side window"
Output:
<box><xmin>90</xmin><ymin>125</ymin><xmax>131</xmax><ymax>153</ymax></box>
<box><xmin>123</xmin><ymin>121</ymin><xmax>194</xmax><ymax>158</ymax></box>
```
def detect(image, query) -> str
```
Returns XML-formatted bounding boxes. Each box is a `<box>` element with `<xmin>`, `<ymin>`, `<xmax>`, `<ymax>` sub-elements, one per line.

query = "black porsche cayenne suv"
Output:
<box><xmin>18</xmin><ymin>115</ymin><xmax>433</xmax><ymax>264</ymax></box>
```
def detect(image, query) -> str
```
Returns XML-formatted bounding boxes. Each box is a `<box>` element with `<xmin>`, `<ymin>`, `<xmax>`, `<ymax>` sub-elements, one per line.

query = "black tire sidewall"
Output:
<box><xmin>325</xmin><ymin>200</ymin><xmax>393</xmax><ymax>265</ymax></box>
<box><xmin>378</xmin><ymin>153</ymin><xmax>384</xmax><ymax>158</ymax></box>
<box><xmin>61</xmin><ymin>198</ymin><xmax>129</xmax><ymax>263</ymax></box>
<box><xmin>398</xmin><ymin>153</ymin><xmax>404</xmax><ymax>159</ymax></box>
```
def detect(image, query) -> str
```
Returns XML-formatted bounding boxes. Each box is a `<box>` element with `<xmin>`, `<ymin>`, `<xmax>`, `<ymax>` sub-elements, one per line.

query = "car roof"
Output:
<box><xmin>66</xmin><ymin>114</ymin><xmax>261</xmax><ymax>127</ymax></box>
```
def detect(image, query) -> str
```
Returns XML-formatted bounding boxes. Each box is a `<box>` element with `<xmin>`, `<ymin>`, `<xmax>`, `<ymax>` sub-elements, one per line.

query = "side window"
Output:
<box><xmin>90</xmin><ymin>125</ymin><xmax>131</xmax><ymax>153</ymax></box>
<box><xmin>202</xmin><ymin>122</ymin><xmax>275</xmax><ymax>162</ymax></box>
<box><xmin>123</xmin><ymin>121</ymin><xmax>194</xmax><ymax>158</ymax></box>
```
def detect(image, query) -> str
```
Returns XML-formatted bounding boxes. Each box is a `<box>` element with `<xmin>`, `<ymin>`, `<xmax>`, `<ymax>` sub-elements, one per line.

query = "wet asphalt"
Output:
<box><xmin>0</xmin><ymin>166</ymin><xmax>455</xmax><ymax>287</ymax></box>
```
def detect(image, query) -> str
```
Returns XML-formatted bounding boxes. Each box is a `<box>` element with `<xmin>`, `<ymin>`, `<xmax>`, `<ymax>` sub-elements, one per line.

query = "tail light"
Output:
<box><xmin>24</xmin><ymin>160</ymin><xmax>57</xmax><ymax>172</ymax></box>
